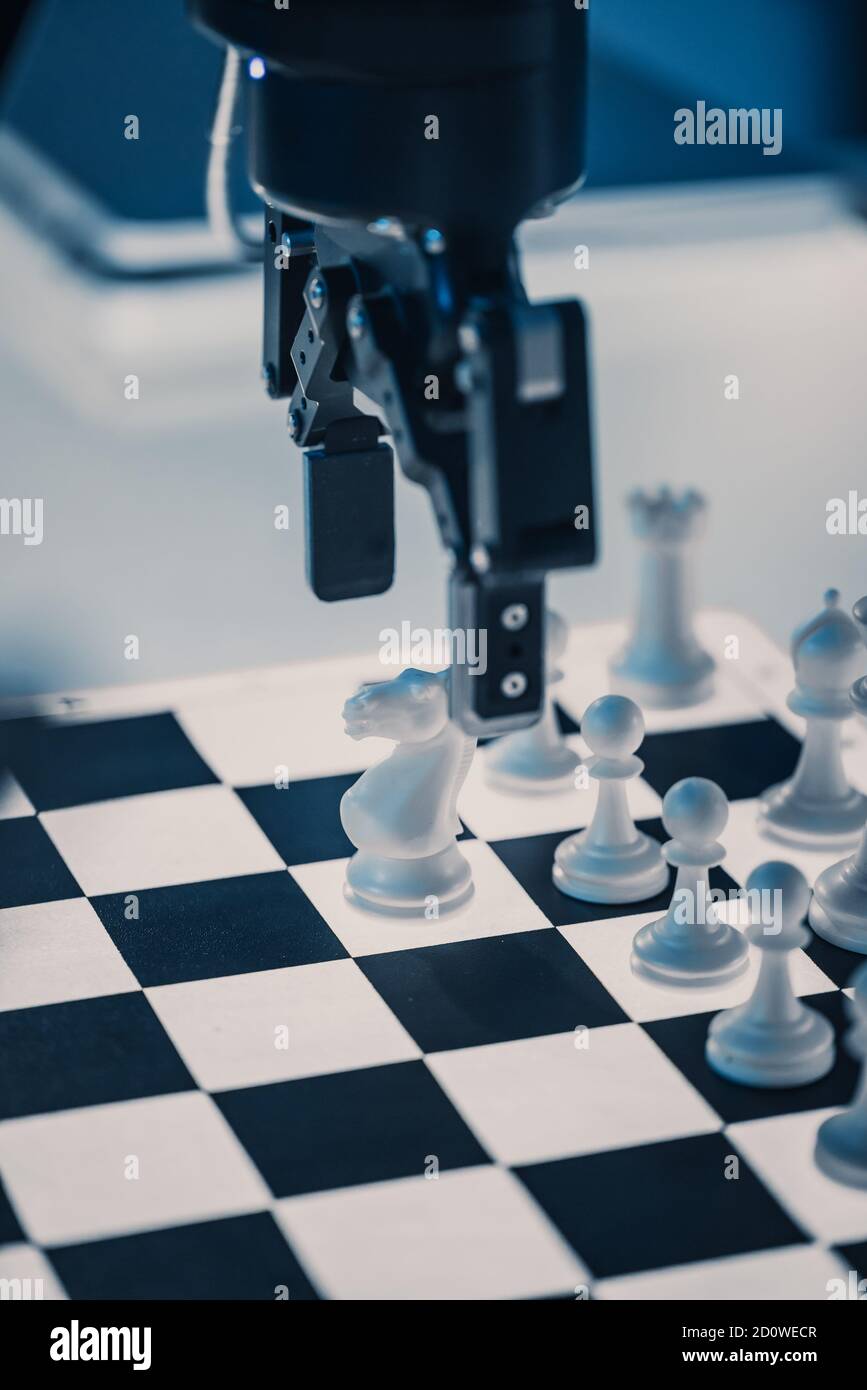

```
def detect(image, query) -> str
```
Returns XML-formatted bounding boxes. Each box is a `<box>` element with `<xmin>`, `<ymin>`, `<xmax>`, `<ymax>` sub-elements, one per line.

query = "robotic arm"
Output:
<box><xmin>189</xmin><ymin>0</ymin><xmax>596</xmax><ymax>736</ymax></box>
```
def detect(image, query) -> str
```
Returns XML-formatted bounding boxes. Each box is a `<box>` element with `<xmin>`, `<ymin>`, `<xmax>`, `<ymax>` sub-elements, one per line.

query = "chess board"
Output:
<box><xmin>2</xmin><ymin>609</ymin><xmax>867</xmax><ymax>1302</ymax></box>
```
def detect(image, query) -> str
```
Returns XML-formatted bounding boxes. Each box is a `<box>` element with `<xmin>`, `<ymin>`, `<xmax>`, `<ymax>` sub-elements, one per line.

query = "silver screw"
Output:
<box><xmin>288</xmin><ymin>410</ymin><xmax>302</xmax><ymax>440</ymax></box>
<box><xmin>501</xmin><ymin>672</ymin><xmax>528</xmax><ymax>699</ymax></box>
<box><xmin>367</xmin><ymin>216</ymin><xmax>405</xmax><ymax>241</ymax></box>
<box><xmin>308</xmin><ymin>278</ymin><xmax>326</xmax><ymax>310</ymax></box>
<box><xmin>500</xmin><ymin>603</ymin><xmax>529</xmax><ymax>632</ymax></box>
<box><xmin>281</xmin><ymin>228</ymin><xmax>316</xmax><ymax>258</ymax></box>
<box><xmin>347</xmin><ymin>304</ymin><xmax>367</xmax><ymax>340</ymax></box>
<box><xmin>470</xmin><ymin>544</ymin><xmax>490</xmax><ymax>574</ymax></box>
<box><xmin>455</xmin><ymin>361</ymin><xmax>476</xmax><ymax>394</ymax></box>
<box><xmin>459</xmin><ymin>323</ymin><xmax>481</xmax><ymax>354</ymax></box>
<box><xmin>423</xmin><ymin>228</ymin><xmax>447</xmax><ymax>255</ymax></box>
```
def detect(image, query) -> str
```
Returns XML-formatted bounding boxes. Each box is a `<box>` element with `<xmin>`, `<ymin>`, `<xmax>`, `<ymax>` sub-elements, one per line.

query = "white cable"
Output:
<box><xmin>206</xmin><ymin>46</ymin><xmax>263</xmax><ymax>261</ymax></box>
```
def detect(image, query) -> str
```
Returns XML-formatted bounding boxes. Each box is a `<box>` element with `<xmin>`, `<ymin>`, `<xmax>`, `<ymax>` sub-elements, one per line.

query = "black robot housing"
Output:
<box><xmin>190</xmin><ymin>0</ymin><xmax>596</xmax><ymax>736</ymax></box>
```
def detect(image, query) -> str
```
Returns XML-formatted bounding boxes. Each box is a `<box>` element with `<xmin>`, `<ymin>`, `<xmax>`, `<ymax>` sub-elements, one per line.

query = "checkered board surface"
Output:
<box><xmin>2</xmin><ymin>610</ymin><xmax>867</xmax><ymax>1302</ymax></box>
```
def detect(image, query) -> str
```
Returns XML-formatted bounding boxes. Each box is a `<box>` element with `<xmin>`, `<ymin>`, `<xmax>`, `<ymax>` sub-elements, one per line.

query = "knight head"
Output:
<box><xmin>342</xmin><ymin>668</ymin><xmax>449</xmax><ymax>743</ymax></box>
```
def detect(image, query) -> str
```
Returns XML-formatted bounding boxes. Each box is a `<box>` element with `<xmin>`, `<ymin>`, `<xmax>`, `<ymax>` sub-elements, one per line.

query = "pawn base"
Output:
<box><xmin>705</xmin><ymin>1006</ymin><xmax>835</xmax><ymax>1088</ymax></box>
<box><xmin>815</xmin><ymin>1112</ymin><xmax>867</xmax><ymax>1190</ymax></box>
<box><xmin>609</xmin><ymin>651</ymin><xmax>714</xmax><ymax>711</ymax></box>
<box><xmin>344</xmin><ymin>844</ymin><xmax>473</xmax><ymax>918</ymax></box>
<box><xmin>808</xmin><ymin>867</ymin><xmax>867</xmax><ymax>955</ymax></box>
<box><xmin>758</xmin><ymin>782</ymin><xmax>867</xmax><ymax>848</ymax></box>
<box><xmin>631</xmin><ymin>918</ymin><xmax>749</xmax><ymax>987</ymax></box>
<box><xmin>485</xmin><ymin>743</ymin><xmax>580</xmax><ymax>796</ymax></box>
<box><xmin>553</xmin><ymin>830</ymin><xmax>668</xmax><ymax>905</ymax></box>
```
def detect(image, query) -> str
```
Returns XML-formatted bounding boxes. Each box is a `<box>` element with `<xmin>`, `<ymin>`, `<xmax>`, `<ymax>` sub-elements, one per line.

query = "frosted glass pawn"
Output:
<box><xmin>609</xmin><ymin>488</ymin><xmax>714</xmax><ymax>709</ymax></box>
<box><xmin>809</xmin><ymin>594</ymin><xmax>867</xmax><ymax>953</ymax></box>
<box><xmin>706</xmin><ymin>861</ymin><xmax>835</xmax><ymax>1087</ymax></box>
<box><xmin>552</xmin><ymin>695</ymin><xmax>667</xmax><ymax>904</ymax></box>
<box><xmin>631</xmin><ymin>778</ymin><xmax>749</xmax><ymax>986</ymax></box>
<box><xmin>810</xmin><ymin>825</ymin><xmax>867</xmax><ymax>954</ymax></box>
<box><xmin>486</xmin><ymin>610</ymin><xmax>580</xmax><ymax>792</ymax></box>
<box><xmin>759</xmin><ymin>590</ymin><xmax>867</xmax><ymax>846</ymax></box>
<box><xmin>815</xmin><ymin>961</ymin><xmax>867</xmax><ymax>1189</ymax></box>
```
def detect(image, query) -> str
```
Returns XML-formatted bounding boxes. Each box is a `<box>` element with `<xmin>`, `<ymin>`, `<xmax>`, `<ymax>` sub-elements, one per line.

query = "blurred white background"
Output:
<box><xmin>1</xmin><ymin>173</ymin><xmax>865</xmax><ymax>697</ymax></box>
